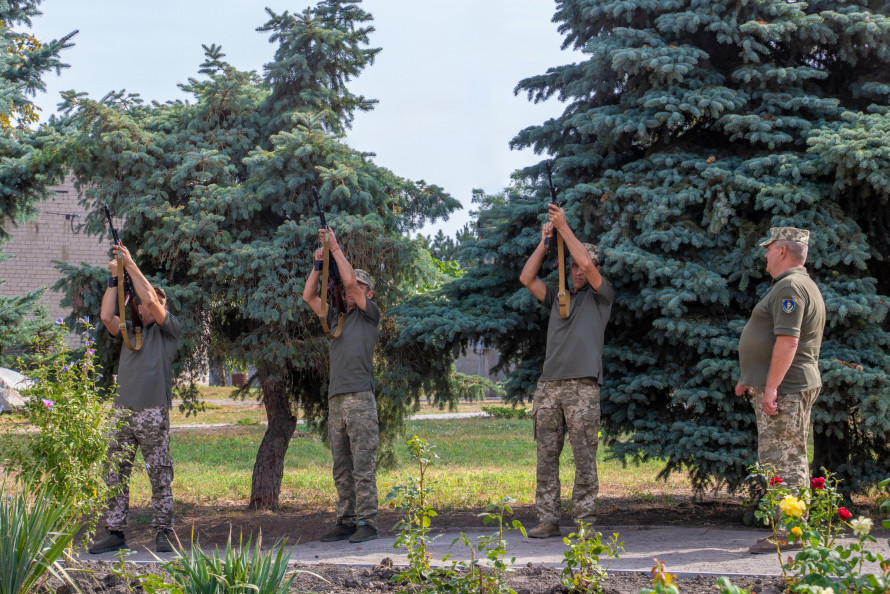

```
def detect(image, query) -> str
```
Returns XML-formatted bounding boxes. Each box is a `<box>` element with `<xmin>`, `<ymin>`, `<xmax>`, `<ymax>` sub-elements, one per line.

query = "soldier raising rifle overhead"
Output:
<box><xmin>90</xmin><ymin>236</ymin><xmax>181</xmax><ymax>555</ymax></box>
<box><xmin>519</xmin><ymin>168</ymin><xmax>615</xmax><ymax>539</ymax></box>
<box><xmin>302</xmin><ymin>194</ymin><xmax>381</xmax><ymax>545</ymax></box>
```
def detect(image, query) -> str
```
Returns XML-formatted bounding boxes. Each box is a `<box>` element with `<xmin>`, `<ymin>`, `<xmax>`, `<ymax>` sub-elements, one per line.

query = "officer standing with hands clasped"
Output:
<box><xmin>302</xmin><ymin>227</ymin><xmax>381</xmax><ymax>544</ymax></box>
<box><xmin>736</xmin><ymin>227</ymin><xmax>826</xmax><ymax>555</ymax></box>
<box><xmin>519</xmin><ymin>203</ymin><xmax>615</xmax><ymax>539</ymax></box>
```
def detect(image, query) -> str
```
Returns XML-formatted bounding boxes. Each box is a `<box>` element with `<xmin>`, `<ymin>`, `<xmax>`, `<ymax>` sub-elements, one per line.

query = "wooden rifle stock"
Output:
<box><xmin>543</xmin><ymin>162</ymin><xmax>570</xmax><ymax>319</ymax></box>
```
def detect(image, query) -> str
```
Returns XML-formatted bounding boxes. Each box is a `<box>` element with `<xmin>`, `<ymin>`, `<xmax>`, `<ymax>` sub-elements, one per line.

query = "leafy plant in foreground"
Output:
<box><xmin>0</xmin><ymin>476</ymin><xmax>78</xmax><ymax>594</ymax></box>
<box><xmin>560</xmin><ymin>521</ymin><xmax>622</xmax><ymax>592</ymax></box>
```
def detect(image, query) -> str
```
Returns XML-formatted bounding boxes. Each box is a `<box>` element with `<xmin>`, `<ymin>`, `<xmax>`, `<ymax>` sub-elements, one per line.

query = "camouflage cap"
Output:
<box><xmin>354</xmin><ymin>269</ymin><xmax>375</xmax><ymax>291</ymax></box>
<box><xmin>582</xmin><ymin>243</ymin><xmax>601</xmax><ymax>263</ymax></box>
<box><xmin>759</xmin><ymin>227</ymin><xmax>810</xmax><ymax>247</ymax></box>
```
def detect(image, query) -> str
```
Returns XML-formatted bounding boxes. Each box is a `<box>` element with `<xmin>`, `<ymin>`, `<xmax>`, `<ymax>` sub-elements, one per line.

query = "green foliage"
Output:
<box><xmin>41</xmin><ymin>0</ymin><xmax>458</xmax><ymax>506</ymax></box>
<box><xmin>386</xmin><ymin>436</ymin><xmax>526</xmax><ymax>593</ymax></box>
<box><xmin>560</xmin><ymin>523</ymin><xmax>622</xmax><ymax>593</ymax></box>
<box><xmin>2</xmin><ymin>318</ymin><xmax>115</xmax><ymax>534</ymax></box>
<box><xmin>0</xmin><ymin>1</ymin><xmax>75</xmax><ymax>361</ymax></box>
<box><xmin>0</xmin><ymin>476</ymin><xmax>78</xmax><ymax>594</ymax></box>
<box><xmin>481</xmin><ymin>405</ymin><xmax>528</xmax><ymax>419</ymax></box>
<box><xmin>159</xmin><ymin>531</ymin><xmax>304</xmax><ymax>594</ymax></box>
<box><xmin>447</xmin><ymin>498</ymin><xmax>526</xmax><ymax>594</ymax></box>
<box><xmin>385</xmin><ymin>435</ymin><xmax>441</xmax><ymax>591</ymax></box>
<box><xmin>395</xmin><ymin>0</ymin><xmax>890</xmax><ymax>494</ymax></box>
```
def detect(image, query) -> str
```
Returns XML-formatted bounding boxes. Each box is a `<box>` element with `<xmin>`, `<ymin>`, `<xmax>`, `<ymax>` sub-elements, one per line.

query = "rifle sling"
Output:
<box><xmin>116</xmin><ymin>255</ymin><xmax>143</xmax><ymax>352</ymax></box>
<box><xmin>319</xmin><ymin>237</ymin><xmax>345</xmax><ymax>339</ymax></box>
<box><xmin>556</xmin><ymin>231</ymin><xmax>570</xmax><ymax>319</ymax></box>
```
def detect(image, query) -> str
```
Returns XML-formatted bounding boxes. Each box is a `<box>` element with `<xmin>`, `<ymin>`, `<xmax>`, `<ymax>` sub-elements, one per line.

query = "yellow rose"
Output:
<box><xmin>790</xmin><ymin>526</ymin><xmax>802</xmax><ymax>537</ymax></box>
<box><xmin>778</xmin><ymin>495</ymin><xmax>807</xmax><ymax>518</ymax></box>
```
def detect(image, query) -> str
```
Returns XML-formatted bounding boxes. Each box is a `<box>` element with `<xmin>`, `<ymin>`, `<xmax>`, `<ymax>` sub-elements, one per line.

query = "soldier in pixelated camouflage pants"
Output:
<box><xmin>104</xmin><ymin>405</ymin><xmax>174</xmax><ymax>532</ymax></box>
<box><xmin>752</xmin><ymin>387</ymin><xmax>821</xmax><ymax>489</ymax></box>
<box><xmin>328</xmin><ymin>391</ymin><xmax>379</xmax><ymax>527</ymax></box>
<box><xmin>533</xmin><ymin>378</ymin><xmax>601</xmax><ymax>526</ymax></box>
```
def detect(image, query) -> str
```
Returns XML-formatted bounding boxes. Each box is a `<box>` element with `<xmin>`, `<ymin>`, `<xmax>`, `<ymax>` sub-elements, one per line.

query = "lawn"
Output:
<box><xmin>129</xmin><ymin>415</ymin><xmax>691</xmax><ymax>512</ymax></box>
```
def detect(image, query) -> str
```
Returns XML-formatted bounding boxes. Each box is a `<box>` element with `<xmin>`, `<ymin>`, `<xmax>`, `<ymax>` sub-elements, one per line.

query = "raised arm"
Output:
<box><xmin>519</xmin><ymin>222</ymin><xmax>553</xmax><ymax>302</ymax></box>
<box><xmin>549</xmin><ymin>204</ymin><xmax>603</xmax><ymax>291</ymax></box>
<box><xmin>324</xmin><ymin>228</ymin><xmax>368</xmax><ymax>311</ymax></box>
<box><xmin>113</xmin><ymin>244</ymin><xmax>166</xmax><ymax>325</ymax></box>
<box><xmin>100</xmin><ymin>258</ymin><xmax>121</xmax><ymax>336</ymax></box>
<box><xmin>302</xmin><ymin>246</ymin><xmax>324</xmax><ymax>317</ymax></box>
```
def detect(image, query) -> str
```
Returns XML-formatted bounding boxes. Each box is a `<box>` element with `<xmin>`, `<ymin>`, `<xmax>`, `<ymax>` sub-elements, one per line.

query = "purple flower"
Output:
<box><xmin>41</xmin><ymin>399</ymin><xmax>54</xmax><ymax>408</ymax></box>
<box><xmin>85</xmin><ymin>349</ymin><xmax>95</xmax><ymax>356</ymax></box>
<box><xmin>78</xmin><ymin>316</ymin><xmax>90</xmax><ymax>325</ymax></box>
<box><xmin>55</xmin><ymin>318</ymin><xmax>64</xmax><ymax>325</ymax></box>
<box><xmin>62</xmin><ymin>365</ymin><xmax>69</xmax><ymax>372</ymax></box>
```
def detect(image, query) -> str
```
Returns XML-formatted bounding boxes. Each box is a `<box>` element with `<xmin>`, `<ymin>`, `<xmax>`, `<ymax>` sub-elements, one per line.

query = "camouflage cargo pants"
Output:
<box><xmin>329</xmin><ymin>391</ymin><xmax>379</xmax><ymax>527</ymax></box>
<box><xmin>104</xmin><ymin>406</ymin><xmax>174</xmax><ymax>532</ymax></box>
<box><xmin>752</xmin><ymin>387</ymin><xmax>821</xmax><ymax>489</ymax></box>
<box><xmin>532</xmin><ymin>378</ymin><xmax>601</xmax><ymax>526</ymax></box>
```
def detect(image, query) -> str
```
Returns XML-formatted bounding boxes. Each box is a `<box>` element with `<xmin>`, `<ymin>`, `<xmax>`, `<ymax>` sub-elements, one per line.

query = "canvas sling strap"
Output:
<box><xmin>556</xmin><ymin>231</ymin><xmax>571</xmax><ymax>319</ymax></box>
<box><xmin>319</xmin><ymin>234</ymin><xmax>345</xmax><ymax>339</ymax></box>
<box><xmin>116</xmin><ymin>254</ymin><xmax>143</xmax><ymax>351</ymax></box>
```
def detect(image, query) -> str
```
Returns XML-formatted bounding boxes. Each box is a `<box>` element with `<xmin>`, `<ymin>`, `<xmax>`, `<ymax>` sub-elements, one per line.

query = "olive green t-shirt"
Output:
<box><xmin>539</xmin><ymin>279</ymin><xmax>615</xmax><ymax>384</ymax></box>
<box><xmin>738</xmin><ymin>267</ymin><xmax>826</xmax><ymax>393</ymax></box>
<box><xmin>327</xmin><ymin>299</ymin><xmax>380</xmax><ymax>398</ymax></box>
<box><xmin>116</xmin><ymin>312</ymin><xmax>182</xmax><ymax>409</ymax></box>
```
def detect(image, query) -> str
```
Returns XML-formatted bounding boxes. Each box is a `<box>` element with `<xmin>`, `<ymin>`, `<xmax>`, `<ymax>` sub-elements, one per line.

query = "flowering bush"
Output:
<box><xmin>3</xmin><ymin>318</ymin><xmax>118</xmax><ymax>535</ymax></box>
<box><xmin>749</xmin><ymin>464</ymin><xmax>890</xmax><ymax>592</ymax></box>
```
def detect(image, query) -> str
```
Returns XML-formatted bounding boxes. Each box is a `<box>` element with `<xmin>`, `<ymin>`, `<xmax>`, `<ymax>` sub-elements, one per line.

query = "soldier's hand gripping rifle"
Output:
<box><xmin>103</xmin><ymin>204</ymin><xmax>143</xmax><ymax>351</ymax></box>
<box><xmin>544</xmin><ymin>161</ymin><xmax>570</xmax><ymax>319</ymax></box>
<box><xmin>312</xmin><ymin>186</ymin><xmax>345</xmax><ymax>339</ymax></box>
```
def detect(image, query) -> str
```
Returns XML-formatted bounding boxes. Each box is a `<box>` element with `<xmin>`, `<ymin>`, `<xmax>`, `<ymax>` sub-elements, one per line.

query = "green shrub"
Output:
<box><xmin>0</xmin><ymin>476</ymin><xmax>78</xmax><ymax>594</ymax></box>
<box><xmin>161</xmin><ymin>530</ymin><xmax>304</xmax><ymax>594</ymax></box>
<box><xmin>560</xmin><ymin>521</ymin><xmax>622</xmax><ymax>592</ymax></box>
<box><xmin>3</xmin><ymin>318</ymin><xmax>116</xmax><ymax>534</ymax></box>
<box><xmin>481</xmin><ymin>405</ymin><xmax>528</xmax><ymax>419</ymax></box>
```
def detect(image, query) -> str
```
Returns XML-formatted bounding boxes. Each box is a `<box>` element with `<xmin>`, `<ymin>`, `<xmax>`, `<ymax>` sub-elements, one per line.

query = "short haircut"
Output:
<box><xmin>154</xmin><ymin>287</ymin><xmax>167</xmax><ymax>300</ymax></box>
<box><xmin>778</xmin><ymin>240</ymin><xmax>808</xmax><ymax>263</ymax></box>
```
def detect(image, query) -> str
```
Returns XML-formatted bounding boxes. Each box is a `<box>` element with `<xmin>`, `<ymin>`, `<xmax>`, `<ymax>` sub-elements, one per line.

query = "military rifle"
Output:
<box><xmin>312</xmin><ymin>186</ymin><xmax>345</xmax><ymax>338</ymax></box>
<box><xmin>103</xmin><ymin>204</ymin><xmax>143</xmax><ymax>350</ymax></box>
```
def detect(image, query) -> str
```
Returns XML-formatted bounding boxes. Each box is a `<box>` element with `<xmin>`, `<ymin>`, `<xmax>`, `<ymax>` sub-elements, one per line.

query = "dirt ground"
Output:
<box><xmin>48</xmin><ymin>559</ymin><xmax>788</xmax><ymax>594</ymax></box>
<box><xmin>46</xmin><ymin>496</ymin><xmax>787</xmax><ymax>594</ymax></box>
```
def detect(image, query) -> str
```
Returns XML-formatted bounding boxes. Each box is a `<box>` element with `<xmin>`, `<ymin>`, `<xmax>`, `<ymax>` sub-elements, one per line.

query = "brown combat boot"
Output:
<box><xmin>528</xmin><ymin>522</ymin><xmax>561</xmax><ymax>539</ymax></box>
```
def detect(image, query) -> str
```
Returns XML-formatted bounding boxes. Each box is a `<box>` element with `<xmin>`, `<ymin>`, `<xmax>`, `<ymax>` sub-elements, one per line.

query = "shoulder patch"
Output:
<box><xmin>782</xmin><ymin>299</ymin><xmax>796</xmax><ymax>314</ymax></box>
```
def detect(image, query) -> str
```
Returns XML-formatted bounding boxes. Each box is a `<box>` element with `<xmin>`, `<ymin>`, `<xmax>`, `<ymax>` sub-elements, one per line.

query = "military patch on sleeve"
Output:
<box><xmin>782</xmin><ymin>299</ymin><xmax>796</xmax><ymax>313</ymax></box>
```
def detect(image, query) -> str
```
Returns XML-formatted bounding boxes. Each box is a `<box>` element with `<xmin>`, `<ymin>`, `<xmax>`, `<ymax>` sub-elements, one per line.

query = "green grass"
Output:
<box><xmin>121</xmin><ymin>417</ymin><xmax>689</xmax><ymax>511</ymax></box>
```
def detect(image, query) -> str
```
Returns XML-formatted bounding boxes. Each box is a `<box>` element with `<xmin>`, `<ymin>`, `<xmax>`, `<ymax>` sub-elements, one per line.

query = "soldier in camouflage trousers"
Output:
<box><xmin>89</xmin><ymin>244</ymin><xmax>181</xmax><ymax>555</ymax></box>
<box><xmin>736</xmin><ymin>227</ymin><xmax>826</xmax><ymax>554</ymax></box>
<box><xmin>303</xmin><ymin>227</ymin><xmax>381</xmax><ymax>544</ymax></box>
<box><xmin>520</xmin><ymin>203</ymin><xmax>615</xmax><ymax>539</ymax></box>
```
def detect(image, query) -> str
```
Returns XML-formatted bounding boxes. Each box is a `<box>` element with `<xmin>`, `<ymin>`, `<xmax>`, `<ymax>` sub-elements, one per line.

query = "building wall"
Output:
<box><xmin>0</xmin><ymin>177</ymin><xmax>109</xmax><ymax>323</ymax></box>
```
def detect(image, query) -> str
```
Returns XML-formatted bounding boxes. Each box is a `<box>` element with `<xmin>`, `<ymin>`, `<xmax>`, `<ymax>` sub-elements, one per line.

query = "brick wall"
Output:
<box><xmin>0</xmin><ymin>177</ymin><xmax>110</xmax><ymax>323</ymax></box>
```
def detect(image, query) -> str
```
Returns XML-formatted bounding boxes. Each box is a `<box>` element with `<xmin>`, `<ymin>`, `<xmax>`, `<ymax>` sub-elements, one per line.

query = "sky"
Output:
<box><xmin>28</xmin><ymin>1</ymin><xmax>581</xmax><ymax>238</ymax></box>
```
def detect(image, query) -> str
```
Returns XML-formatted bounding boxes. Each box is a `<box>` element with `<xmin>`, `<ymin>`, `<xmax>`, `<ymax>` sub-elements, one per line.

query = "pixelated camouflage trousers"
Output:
<box><xmin>329</xmin><ymin>391</ymin><xmax>379</xmax><ymax>527</ymax></box>
<box><xmin>103</xmin><ymin>406</ymin><xmax>174</xmax><ymax>532</ymax></box>
<box><xmin>532</xmin><ymin>378</ymin><xmax>601</xmax><ymax>525</ymax></box>
<box><xmin>752</xmin><ymin>387</ymin><xmax>821</xmax><ymax>489</ymax></box>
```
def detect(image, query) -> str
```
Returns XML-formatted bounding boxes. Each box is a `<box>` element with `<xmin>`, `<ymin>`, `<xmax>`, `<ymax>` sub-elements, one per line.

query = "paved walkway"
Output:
<box><xmin>84</xmin><ymin>524</ymin><xmax>890</xmax><ymax>577</ymax></box>
<box><xmin>173</xmin><ymin>411</ymin><xmax>488</xmax><ymax>429</ymax></box>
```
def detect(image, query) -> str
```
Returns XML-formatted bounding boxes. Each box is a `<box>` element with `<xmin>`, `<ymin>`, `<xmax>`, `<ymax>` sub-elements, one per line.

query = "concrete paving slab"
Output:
<box><xmin>83</xmin><ymin>525</ymin><xmax>890</xmax><ymax>577</ymax></box>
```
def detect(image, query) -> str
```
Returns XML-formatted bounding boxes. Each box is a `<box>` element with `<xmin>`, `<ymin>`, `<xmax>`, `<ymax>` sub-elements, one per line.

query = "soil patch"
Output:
<box><xmin>47</xmin><ymin>559</ymin><xmax>787</xmax><ymax>593</ymax></box>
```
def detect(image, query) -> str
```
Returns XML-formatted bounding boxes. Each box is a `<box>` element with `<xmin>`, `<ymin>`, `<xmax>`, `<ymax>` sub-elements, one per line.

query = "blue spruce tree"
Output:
<box><xmin>396</xmin><ymin>0</ymin><xmax>890</xmax><ymax>493</ymax></box>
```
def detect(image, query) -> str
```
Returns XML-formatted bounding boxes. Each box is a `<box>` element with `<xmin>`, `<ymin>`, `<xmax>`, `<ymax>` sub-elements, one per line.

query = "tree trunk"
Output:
<box><xmin>248</xmin><ymin>370</ymin><xmax>297</xmax><ymax>509</ymax></box>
